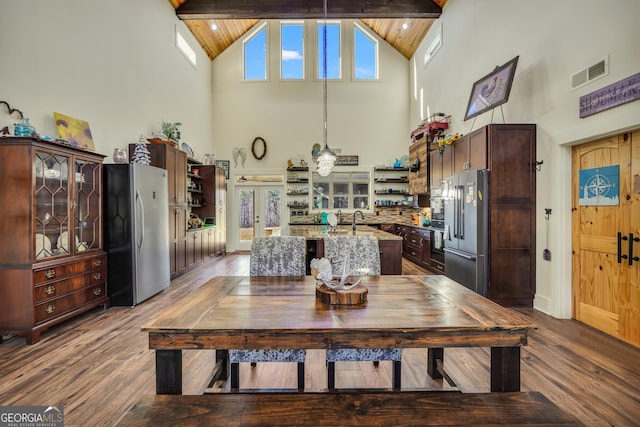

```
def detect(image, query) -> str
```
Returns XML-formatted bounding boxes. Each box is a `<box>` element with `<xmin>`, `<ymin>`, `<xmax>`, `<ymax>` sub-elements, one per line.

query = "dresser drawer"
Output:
<box><xmin>34</xmin><ymin>284</ymin><xmax>107</xmax><ymax>324</ymax></box>
<box><xmin>33</xmin><ymin>269</ymin><xmax>106</xmax><ymax>303</ymax></box>
<box><xmin>33</xmin><ymin>254</ymin><xmax>106</xmax><ymax>283</ymax></box>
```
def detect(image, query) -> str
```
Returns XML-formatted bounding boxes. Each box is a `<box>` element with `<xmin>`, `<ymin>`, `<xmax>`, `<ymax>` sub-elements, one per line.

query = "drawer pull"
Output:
<box><xmin>45</xmin><ymin>304</ymin><xmax>56</xmax><ymax>314</ymax></box>
<box><xmin>45</xmin><ymin>285</ymin><xmax>56</xmax><ymax>295</ymax></box>
<box><xmin>93</xmin><ymin>273</ymin><xmax>102</xmax><ymax>280</ymax></box>
<box><xmin>93</xmin><ymin>259</ymin><xmax>102</xmax><ymax>267</ymax></box>
<box><xmin>93</xmin><ymin>288</ymin><xmax>103</xmax><ymax>296</ymax></box>
<box><xmin>45</xmin><ymin>269</ymin><xmax>56</xmax><ymax>279</ymax></box>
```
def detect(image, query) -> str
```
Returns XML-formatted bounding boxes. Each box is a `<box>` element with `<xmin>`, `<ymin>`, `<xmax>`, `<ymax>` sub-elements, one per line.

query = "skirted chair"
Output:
<box><xmin>323</xmin><ymin>235</ymin><xmax>402</xmax><ymax>390</ymax></box>
<box><xmin>229</xmin><ymin>236</ymin><xmax>307</xmax><ymax>390</ymax></box>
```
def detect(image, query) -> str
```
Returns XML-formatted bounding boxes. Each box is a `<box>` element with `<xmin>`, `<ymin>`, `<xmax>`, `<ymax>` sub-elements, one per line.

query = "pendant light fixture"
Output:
<box><xmin>316</xmin><ymin>0</ymin><xmax>336</xmax><ymax>177</ymax></box>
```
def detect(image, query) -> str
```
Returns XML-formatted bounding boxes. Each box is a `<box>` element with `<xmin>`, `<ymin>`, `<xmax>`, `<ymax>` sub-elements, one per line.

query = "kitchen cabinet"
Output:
<box><xmin>289</xmin><ymin>225</ymin><xmax>402</xmax><ymax>275</ymax></box>
<box><xmin>380</xmin><ymin>223</ymin><xmax>396</xmax><ymax>234</ymax></box>
<box><xmin>0</xmin><ymin>137</ymin><xmax>109</xmax><ymax>344</ymax></box>
<box><xmin>429</xmin><ymin>146</ymin><xmax>453</xmax><ymax>189</ymax></box>
<box><xmin>130</xmin><ymin>145</ymin><xmax>226</xmax><ymax>276</ymax></box>
<box><xmin>193</xmin><ymin>164</ymin><xmax>226</xmax><ymax>256</ymax></box>
<box><xmin>186</xmin><ymin>229</ymin><xmax>205</xmax><ymax>266</ymax></box>
<box><xmin>409</xmin><ymin>137</ymin><xmax>429</xmax><ymax>195</ymax></box>
<box><xmin>397</xmin><ymin>225</ymin><xmax>431</xmax><ymax>268</ymax></box>
<box><xmin>485</xmin><ymin>124</ymin><xmax>536</xmax><ymax>306</ymax></box>
<box><xmin>437</xmin><ymin>124</ymin><xmax>536</xmax><ymax>306</ymax></box>
<box><xmin>452</xmin><ymin>126</ymin><xmax>487</xmax><ymax>175</ymax></box>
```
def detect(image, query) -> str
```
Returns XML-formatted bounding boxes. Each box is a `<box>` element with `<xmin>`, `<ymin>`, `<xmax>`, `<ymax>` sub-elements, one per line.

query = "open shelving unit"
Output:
<box><xmin>373</xmin><ymin>167</ymin><xmax>409</xmax><ymax>207</ymax></box>
<box><xmin>286</xmin><ymin>166</ymin><xmax>310</xmax><ymax>213</ymax></box>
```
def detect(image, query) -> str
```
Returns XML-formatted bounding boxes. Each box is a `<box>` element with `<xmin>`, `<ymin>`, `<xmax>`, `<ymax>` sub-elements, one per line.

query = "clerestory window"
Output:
<box><xmin>353</xmin><ymin>23</ymin><xmax>378</xmax><ymax>80</ymax></box>
<box><xmin>317</xmin><ymin>21</ymin><xmax>341</xmax><ymax>80</ymax></box>
<box><xmin>243</xmin><ymin>23</ymin><xmax>268</xmax><ymax>81</ymax></box>
<box><xmin>281</xmin><ymin>21</ymin><xmax>305</xmax><ymax>80</ymax></box>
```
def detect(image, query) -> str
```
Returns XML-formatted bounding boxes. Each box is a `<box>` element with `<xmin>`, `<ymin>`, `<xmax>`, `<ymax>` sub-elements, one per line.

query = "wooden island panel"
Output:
<box><xmin>287</xmin><ymin>225</ymin><xmax>402</xmax><ymax>275</ymax></box>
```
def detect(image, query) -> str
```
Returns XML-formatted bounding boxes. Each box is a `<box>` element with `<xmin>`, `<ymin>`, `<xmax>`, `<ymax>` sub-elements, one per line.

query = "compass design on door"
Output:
<box><xmin>579</xmin><ymin>165</ymin><xmax>619</xmax><ymax>206</ymax></box>
<box><xmin>584</xmin><ymin>171</ymin><xmax>612</xmax><ymax>198</ymax></box>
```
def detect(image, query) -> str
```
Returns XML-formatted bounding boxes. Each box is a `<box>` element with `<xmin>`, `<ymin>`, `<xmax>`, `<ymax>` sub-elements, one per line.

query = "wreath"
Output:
<box><xmin>251</xmin><ymin>137</ymin><xmax>267</xmax><ymax>160</ymax></box>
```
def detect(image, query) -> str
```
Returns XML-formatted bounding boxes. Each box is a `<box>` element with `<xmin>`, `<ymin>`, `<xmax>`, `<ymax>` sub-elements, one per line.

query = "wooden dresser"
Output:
<box><xmin>0</xmin><ymin>137</ymin><xmax>109</xmax><ymax>344</ymax></box>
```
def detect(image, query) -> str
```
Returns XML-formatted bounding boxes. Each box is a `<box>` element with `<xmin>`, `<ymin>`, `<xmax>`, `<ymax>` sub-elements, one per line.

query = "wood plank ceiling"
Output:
<box><xmin>168</xmin><ymin>0</ymin><xmax>447</xmax><ymax>61</ymax></box>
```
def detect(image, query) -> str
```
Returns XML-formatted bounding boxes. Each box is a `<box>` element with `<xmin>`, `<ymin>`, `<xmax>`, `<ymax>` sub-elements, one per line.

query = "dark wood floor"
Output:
<box><xmin>1</xmin><ymin>254</ymin><xmax>639</xmax><ymax>426</ymax></box>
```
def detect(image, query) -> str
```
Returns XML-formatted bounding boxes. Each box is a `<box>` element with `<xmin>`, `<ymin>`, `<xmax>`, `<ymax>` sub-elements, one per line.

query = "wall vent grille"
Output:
<box><xmin>570</xmin><ymin>57</ymin><xmax>608</xmax><ymax>91</ymax></box>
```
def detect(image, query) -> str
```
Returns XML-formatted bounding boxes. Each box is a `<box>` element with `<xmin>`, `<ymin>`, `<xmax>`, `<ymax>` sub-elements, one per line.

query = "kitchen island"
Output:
<box><xmin>287</xmin><ymin>225</ymin><xmax>402</xmax><ymax>274</ymax></box>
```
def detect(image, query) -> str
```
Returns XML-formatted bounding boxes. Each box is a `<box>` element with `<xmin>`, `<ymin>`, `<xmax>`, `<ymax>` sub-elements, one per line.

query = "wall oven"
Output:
<box><xmin>429</xmin><ymin>188</ymin><xmax>445</xmax><ymax>268</ymax></box>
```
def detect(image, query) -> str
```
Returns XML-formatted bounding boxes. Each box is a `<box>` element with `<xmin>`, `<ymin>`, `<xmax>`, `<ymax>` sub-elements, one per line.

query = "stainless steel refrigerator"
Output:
<box><xmin>103</xmin><ymin>163</ymin><xmax>170</xmax><ymax>306</ymax></box>
<box><xmin>443</xmin><ymin>169</ymin><xmax>489</xmax><ymax>296</ymax></box>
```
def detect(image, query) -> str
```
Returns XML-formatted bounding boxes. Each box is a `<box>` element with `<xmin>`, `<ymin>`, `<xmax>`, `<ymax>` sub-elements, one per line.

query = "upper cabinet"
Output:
<box><xmin>0</xmin><ymin>137</ymin><xmax>109</xmax><ymax>344</ymax></box>
<box><xmin>452</xmin><ymin>127</ymin><xmax>488</xmax><ymax>174</ymax></box>
<box><xmin>408</xmin><ymin>135</ymin><xmax>429</xmax><ymax>195</ymax></box>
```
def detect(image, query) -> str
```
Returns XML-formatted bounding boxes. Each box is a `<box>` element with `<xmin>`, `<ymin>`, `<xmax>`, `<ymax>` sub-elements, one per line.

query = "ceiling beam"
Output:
<box><xmin>176</xmin><ymin>0</ymin><xmax>442</xmax><ymax>20</ymax></box>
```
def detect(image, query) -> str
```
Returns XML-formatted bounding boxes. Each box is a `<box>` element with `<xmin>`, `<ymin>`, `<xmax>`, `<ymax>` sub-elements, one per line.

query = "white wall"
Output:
<box><xmin>211</xmin><ymin>20</ymin><xmax>411</xmax><ymax>250</ymax></box>
<box><xmin>0</xmin><ymin>0</ymin><xmax>213</xmax><ymax>159</ymax></box>
<box><xmin>411</xmin><ymin>0</ymin><xmax>640</xmax><ymax>318</ymax></box>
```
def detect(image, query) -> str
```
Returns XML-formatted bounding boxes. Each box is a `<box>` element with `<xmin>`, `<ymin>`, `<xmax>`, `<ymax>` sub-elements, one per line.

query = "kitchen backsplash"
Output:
<box><xmin>289</xmin><ymin>206</ymin><xmax>431</xmax><ymax>226</ymax></box>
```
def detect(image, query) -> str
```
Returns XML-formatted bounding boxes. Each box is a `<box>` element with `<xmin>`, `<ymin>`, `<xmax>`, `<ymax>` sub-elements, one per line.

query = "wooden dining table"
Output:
<box><xmin>143</xmin><ymin>275</ymin><xmax>536</xmax><ymax>394</ymax></box>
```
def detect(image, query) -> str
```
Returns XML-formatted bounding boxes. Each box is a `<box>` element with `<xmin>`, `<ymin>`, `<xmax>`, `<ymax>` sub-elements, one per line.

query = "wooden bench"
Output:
<box><xmin>116</xmin><ymin>391</ymin><xmax>580</xmax><ymax>426</ymax></box>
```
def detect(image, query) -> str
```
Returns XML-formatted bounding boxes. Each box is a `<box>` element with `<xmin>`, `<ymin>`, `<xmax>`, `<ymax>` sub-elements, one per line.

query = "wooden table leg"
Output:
<box><xmin>490</xmin><ymin>347</ymin><xmax>520</xmax><ymax>392</ymax></box>
<box><xmin>156</xmin><ymin>350</ymin><xmax>182</xmax><ymax>395</ymax></box>
<box><xmin>427</xmin><ymin>348</ymin><xmax>444</xmax><ymax>380</ymax></box>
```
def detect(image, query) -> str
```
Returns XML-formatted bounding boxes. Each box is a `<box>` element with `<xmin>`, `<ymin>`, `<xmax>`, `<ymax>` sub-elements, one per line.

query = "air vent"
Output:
<box><xmin>570</xmin><ymin>57</ymin><xmax>608</xmax><ymax>91</ymax></box>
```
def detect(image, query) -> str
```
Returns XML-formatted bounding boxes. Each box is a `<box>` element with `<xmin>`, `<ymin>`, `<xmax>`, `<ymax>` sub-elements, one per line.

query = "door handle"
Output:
<box><xmin>618</xmin><ymin>232</ymin><xmax>629</xmax><ymax>263</ymax></box>
<box><xmin>629</xmin><ymin>232</ymin><xmax>640</xmax><ymax>265</ymax></box>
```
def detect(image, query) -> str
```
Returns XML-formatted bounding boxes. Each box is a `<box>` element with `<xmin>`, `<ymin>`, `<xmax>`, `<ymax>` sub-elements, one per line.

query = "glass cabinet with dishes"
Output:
<box><xmin>0</xmin><ymin>137</ymin><xmax>109</xmax><ymax>344</ymax></box>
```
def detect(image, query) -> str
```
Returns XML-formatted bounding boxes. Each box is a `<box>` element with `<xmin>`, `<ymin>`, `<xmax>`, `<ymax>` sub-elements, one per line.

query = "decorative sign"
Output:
<box><xmin>579</xmin><ymin>165</ymin><xmax>619</xmax><ymax>206</ymax></box>
<box><xmin>334</xmin><ymin>155</ymin><xmax>358</xmax><ymax>166</ymax></box>
<box><xmin>215</xmin><ymin>160</ymin><xmax>230</xmax><ymax>179</ymax></box>
<box><xmin>579</xmin><ymin>72</ymin><xmax>640</xmax><ymax>118</ymax></box>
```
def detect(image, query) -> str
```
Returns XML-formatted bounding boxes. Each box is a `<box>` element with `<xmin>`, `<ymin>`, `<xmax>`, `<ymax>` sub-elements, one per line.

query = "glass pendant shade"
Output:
<box><xmin>317</xmin><ymin>143</ymin><xmax>336</xmax><ymax>176</ymax></box>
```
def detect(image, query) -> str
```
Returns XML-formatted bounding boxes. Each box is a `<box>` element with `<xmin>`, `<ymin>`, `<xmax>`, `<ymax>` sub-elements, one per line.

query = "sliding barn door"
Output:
<box><xmin>572</xmin><ymin>130</ymin><xmax>640</xmax><ymax>347</ymax></box>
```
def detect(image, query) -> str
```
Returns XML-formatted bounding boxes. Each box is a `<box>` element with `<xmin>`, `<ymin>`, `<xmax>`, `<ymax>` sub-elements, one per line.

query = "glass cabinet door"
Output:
<box><xmin>74</xmin><ymin>159</ymin><xmax>101</xmax><ymax>253</ymax></box>
<box><xmin>34</xmin><ymin>151</ymin><xmax>70</xmax><ymax>260</ymax></box>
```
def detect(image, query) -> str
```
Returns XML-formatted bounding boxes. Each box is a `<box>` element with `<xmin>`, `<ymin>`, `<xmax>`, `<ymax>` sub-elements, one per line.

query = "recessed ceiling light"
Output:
<box><xmin>211</xmin><ymin>22</ymin><xmax>218</xmax><ymax>31</ymax></box>
<box><xmin>402</xmin><ymin>23</ymin><xmax>409</xmax><ymax>30</ymax></box>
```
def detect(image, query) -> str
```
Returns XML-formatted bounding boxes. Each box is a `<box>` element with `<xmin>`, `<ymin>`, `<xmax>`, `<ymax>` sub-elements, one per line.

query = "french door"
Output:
<box><xmin>572</xmin><ymin>129</ymin><xmax>640</xmax><ymax>347</ymax></box>
<box><xmin>236</xmin><ymin>185</ymin><xmax>283</xmax><ymax>251</ymax></box>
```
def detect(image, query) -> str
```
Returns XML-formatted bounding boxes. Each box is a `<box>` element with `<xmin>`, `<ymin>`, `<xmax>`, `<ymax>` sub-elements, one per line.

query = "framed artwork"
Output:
<box><xmin>579</xmin><ymin>165</ymin><xmax>619</xmax><ymax>206</ymax></box>
<box><xmin>464</xmin><ymin>56</ymin><xmax>519</xmax><ymax>121</ymax></box>
<box><xmin>53</xmin><ymin>112</ymin><xmax>95</xmax><ymax>150</ymax></box>
<box><xmin>215</xmin><ymin>160</ymin><xmax>230</xmax><ymax>179</ymax></box>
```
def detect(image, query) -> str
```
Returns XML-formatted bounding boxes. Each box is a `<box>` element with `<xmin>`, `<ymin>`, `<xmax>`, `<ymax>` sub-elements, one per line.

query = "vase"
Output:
<box><xmin>113</xmin><ymin>148</ymin><xmax>128</xmax><ymax>163</ymax></box>
<box><xmin>14</xmin><ymin>118</ymin><xmax>35</xmax><ymax>137</ymax></box>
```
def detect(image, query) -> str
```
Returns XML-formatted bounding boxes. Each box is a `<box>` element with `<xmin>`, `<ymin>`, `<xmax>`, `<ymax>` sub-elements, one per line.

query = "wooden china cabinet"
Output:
<box><xmin>0</xmin><ymin>137</ymin><xmax>109</xmax><ymax>344</ymax></box>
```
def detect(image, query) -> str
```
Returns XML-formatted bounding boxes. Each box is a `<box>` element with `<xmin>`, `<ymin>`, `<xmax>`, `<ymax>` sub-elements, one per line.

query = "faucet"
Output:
<box><xmin>337</xmin><ymin>209</ymin><xmax>343</xmax><ymax>224</ymax></box>
<box><xmin>352</xmin><ymin>210</ymin><xmax>364</xmax><ymax>231</ymax></box>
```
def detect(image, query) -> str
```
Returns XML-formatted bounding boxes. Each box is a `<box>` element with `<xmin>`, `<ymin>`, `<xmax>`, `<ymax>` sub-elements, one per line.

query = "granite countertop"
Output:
<box><xmin>287</xmin><ymin>225</ymin><xmax>402</xmax><ymax>240</ymax></box>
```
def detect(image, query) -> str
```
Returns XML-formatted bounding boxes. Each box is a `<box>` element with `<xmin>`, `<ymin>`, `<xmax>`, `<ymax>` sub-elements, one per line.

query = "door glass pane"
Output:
<box><xmin>239</xmin><ymin>189</ymin><xmax>255</xmax><ymax>241</ymax></box>
<box><xmin>263</xmin><ymin>189</ymin><xmax>282</xmax><ymax>236</ymax></box>
<box><xmin>75</xmin><ymin>159</ymin><xmax>100</xmax><ymax>253</ymax></box>
<box><xmin>34</xmin><ymin>151</ymin><xmax>69</xmax><ymax>260</ymax></box>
